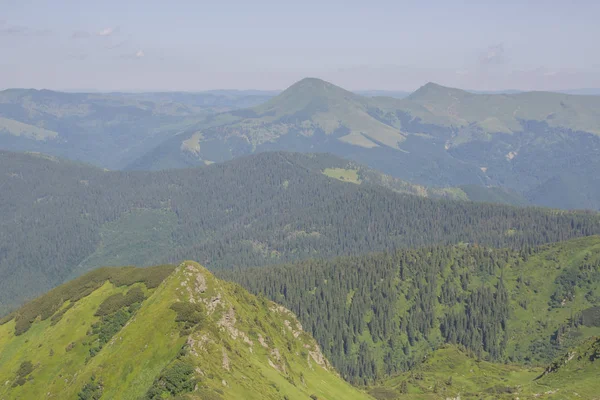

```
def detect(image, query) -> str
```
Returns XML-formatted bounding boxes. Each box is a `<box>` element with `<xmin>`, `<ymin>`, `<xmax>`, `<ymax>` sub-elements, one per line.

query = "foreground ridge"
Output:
<box><xmin>0</xmin><ymin>262</ymin><xmax>370</xmax><ymax>400</ymax></box>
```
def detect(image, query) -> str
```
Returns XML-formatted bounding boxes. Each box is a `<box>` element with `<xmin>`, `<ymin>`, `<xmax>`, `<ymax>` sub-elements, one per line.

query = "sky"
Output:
<box><xmin>1</xmin><ymin>0</ymin><xmax>600</xmax><ymax>92</ymax></box>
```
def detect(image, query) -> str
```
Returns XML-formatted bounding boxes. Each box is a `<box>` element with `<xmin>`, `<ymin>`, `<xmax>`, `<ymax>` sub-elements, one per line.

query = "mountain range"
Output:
<box><xmin>2</xmin><ymin>79</ymin><xmax>600</xmax><ymax>210</ymax></box>
<box><xmin>130</xmin><ymin>78</ymin><xmax>600</xmax><ymax>210</ymax></box>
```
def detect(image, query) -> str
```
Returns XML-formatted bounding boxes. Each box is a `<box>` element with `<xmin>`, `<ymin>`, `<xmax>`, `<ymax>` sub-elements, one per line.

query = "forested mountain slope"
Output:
<box><xmin>133</xmin><ymin>78</ymin><xmax>600</xmax><ymax>210</ymax></box>
<box><xmin>223</xmin><ymin>236</ymin><xmax>600</xmax><ymax>384</ymax></box>
<box><xmin>319</xmin><ymin>155</ymin><xmax>528</xmax><ymax>205</ymax></box>
<box><xmin>2</xmin><ymin>150</ymin><xmax>599</xmax><ymax>313</ymax></box>
<box><xmin>0</xmin><ymin>262</ymin><xmax>369</xmax><ymax>400</ymax></box>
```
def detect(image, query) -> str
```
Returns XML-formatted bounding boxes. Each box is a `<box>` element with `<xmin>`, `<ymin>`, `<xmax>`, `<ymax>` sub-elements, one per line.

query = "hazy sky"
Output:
<box><xmin>1</xmin><ymin>0</ymin><xmax>600</xmax><ymax>91</ymax></box>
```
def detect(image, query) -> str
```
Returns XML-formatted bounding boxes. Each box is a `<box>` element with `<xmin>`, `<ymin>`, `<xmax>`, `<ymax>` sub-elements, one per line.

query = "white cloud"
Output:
<box><xmin>135</xmin><ymin>50</ymin><xmax>145</xmax><ymax>58</ymax></box>
<box><xmin>98</xmin><ymin>27</ymin><xmax>115</xmax><ymax>37</ymax></box>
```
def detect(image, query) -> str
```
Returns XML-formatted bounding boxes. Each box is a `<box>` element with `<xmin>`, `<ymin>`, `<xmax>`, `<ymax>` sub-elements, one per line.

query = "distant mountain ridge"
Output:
<box><xmin>128</xmin><ymin>78</ymin><xmax>600</xmax><ymax>211</ymax></box>
<box><xmin>0</xmin><ymin>88</ymin><xmax>273</xmax><ymax>169</ymax></box>
<box><xmin>2</xmin><ymin>79</ymin><xmax>600</xmax><ymax>210</ymax></box>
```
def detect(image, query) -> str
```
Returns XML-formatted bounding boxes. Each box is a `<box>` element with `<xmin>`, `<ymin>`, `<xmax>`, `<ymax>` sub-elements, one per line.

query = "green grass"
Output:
<box><xmin>0</xmin><ymin>116</ymin><xmax>58</xmax><ymax>140</ymax></box>
<box><xmin>532</xmin><ymin>336</ymin><xmax>600</xmax><ymax>399</ymax></box>
<box><xmin>322</xmin><ymin>164</ymin><xmax>523</xmax><ymax>205</ymax></box>
<box><xmin>370</xmin><ymin>338</ymin><xmax>600</xmax><ymax>399</ymax></box>
<box><xmin>0</xmin><ymin>262</ymin><xmax>372</xmax><ymax>400</ymax></box>
<box><xmin>323</xmin><ymin>167</ymin><xmax>362</xmax><ymax>184</ymax></box>
<box><xmin>2</xmin><ymin>264</ymin><xmax>174</xmax><ymax>335</ymax></box>
<box><xmin>370</xmin><ymin>345</ymin><xmax>542</xmax><ymax>399</ymax></box>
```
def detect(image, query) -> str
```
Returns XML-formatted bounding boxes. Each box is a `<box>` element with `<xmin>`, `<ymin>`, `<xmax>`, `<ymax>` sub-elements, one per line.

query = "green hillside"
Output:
<box><xmin>533</xmin><ymin>336</ymin><xmax>600</xmax><ymax>399</ymax></box>
<box><xmin>320</xmin><ymin>159</ymin><xmax>526</xmax><ymax>205</ymax></box>
<box><xmin>370</xmin><ymin>338</ymin><xmax>600</xmax><ymax>400</ymax></box>
<box><xmin>0</xmin><ymin>262</ymin><xmax>370</xmax><ymax>400</ymax></box>
<box><xmin>3</xmin><ymin>150</ymin><xmax>600</xmax><ymax>313</ymax></box>
<box><xmin>401</xmin><ymin>82</ymin><xmax>600</xmax><ymax>136</ymax></box>
<box><xmin>369</xmin><ymin>345</ymin><xmax>542</xmax><ymax>399</ymax></box>
<box><xmin>224</xmin><ymin>236</ymin><xmax>600</xmax><ymax>384</ymax></box>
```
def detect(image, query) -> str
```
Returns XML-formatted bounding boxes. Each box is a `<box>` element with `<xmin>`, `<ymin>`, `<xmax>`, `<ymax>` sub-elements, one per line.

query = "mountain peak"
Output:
<box><xmin>291</xmin><ymin>76</ymin><xmax>330</xmax><ymax>86</ymax></box>
<box><xmin>281</xmin><ymin>77</ymin><xmax>354</xmax><ymax>98</ymax></box>
<box><xmin>408</xmin><ymin>81</ymin><xmax>470</xmax><ymax>100</ymax></box>
<box><xmin>0</xmin><ymin>261</ymin><xmax>368</xmax><ymax>399</ymax></box>
<box><xmin>254</xmin><ymin>77</ymin><xmax>361</xmax><ymax>116</ymax></box>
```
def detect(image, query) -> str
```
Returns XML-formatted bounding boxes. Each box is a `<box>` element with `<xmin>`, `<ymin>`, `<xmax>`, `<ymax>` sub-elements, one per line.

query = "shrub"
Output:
<box><xmin>89</xmin><ymin>307</ymin><xmax>136</xmax><ymax>357</ymax></box>
<box><xmin>10</xmin><ymin>264</ymin><xmax>174</xmax><ymax>335</ymax></box>
<box><xmin>95</xmin><ymin>286</ymin><xmax>145</xmax><ymax>316</ymax></box>
<box><xmin>144</xmin><ymin>360</ymin><xmax>196</xmax><ymax>399</ymax></box>
<box><xmin>77</xmin><ymin>375</ymin><xmax>103</xmax><ymax>400</ymax></box>
<box><xmin>12</xmin><ymin>361</ymin><xmax>33</xmax><ymax>387</ymax></box>
<box><xmin>170</xmin><ymin>302</ymin><xmax>206</xmax><ymax>335</ymax></box>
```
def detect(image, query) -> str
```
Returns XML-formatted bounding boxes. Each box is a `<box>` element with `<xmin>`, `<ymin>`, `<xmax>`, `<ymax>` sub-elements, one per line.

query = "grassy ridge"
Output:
<box><xmin>0</xmin><ymin>88</ymin><xmax>274</xmax><ymax>169</ymax></box>
<box><xmin>400</xmin><ymin>82</ymin><xmax>600</xmax><ymax>136</ymax></box>
<box><xmin>0</xmin><ymin>262</ymin><xmax>371</xmax><ymax>400</ymax></box>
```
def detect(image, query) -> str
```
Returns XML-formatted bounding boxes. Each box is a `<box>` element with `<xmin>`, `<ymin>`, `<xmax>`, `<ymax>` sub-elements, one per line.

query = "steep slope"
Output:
<box><xmin>223</xmin><ymin>236</ymin><xmax>600</xmax><ymax>384</ymax></box>
<box><xmin>3</xmin><ymin>150</ymin><xmax>600</xmax><ymax>313</ymax></box>
<box><xmin>0</xmin><ymin>262</ymin><xmax>370</xmax><ymax>400</ymax></box>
